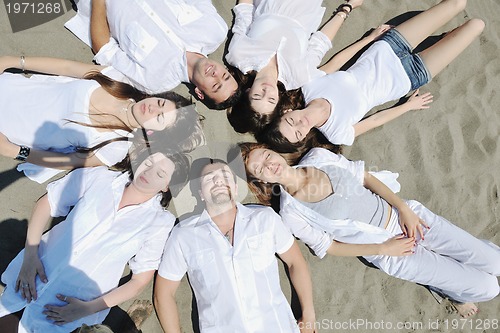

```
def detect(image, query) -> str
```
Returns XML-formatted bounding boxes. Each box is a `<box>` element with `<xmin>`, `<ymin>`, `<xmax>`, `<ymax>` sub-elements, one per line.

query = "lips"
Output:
<box><xmin>141</xmin><ymin>103</ymin><xmax>146</xmax><ymax>115</ymax></box>
<box><xmin>139</xmin><ymin>175</ymin><xmax>149</xmax><ymax>184</ymax></box>
<box><xmin>212</xmin><ymin>185</ymin><xmax>228</xmax><ymax>194</ymax></box>
<box><xmin>205</xmin><ymin>64</ymin><xmax>214</xmax><ymax>76</ymax></box>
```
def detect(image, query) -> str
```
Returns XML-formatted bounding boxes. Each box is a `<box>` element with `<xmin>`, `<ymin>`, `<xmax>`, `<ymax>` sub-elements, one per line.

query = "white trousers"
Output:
<box><xmin>365</xmin><ymin>200</ymin><xmax>500</xmax><ymax>303</ymax></box>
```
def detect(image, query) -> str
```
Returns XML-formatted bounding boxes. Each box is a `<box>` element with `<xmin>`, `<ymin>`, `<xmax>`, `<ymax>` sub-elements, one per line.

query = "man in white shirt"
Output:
<box><xmin>65</xmin><ymin>0</ymin><xmax>239</xmax><ymax>109</ymax></box>
<box><xmin>154</xmin><ymin>158</ymin><xmax>316</xmax><ymax>333</ymax></box>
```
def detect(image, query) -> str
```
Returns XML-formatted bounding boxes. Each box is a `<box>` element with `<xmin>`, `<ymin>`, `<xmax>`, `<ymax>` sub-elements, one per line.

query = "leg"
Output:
<box><xmin>0</xmin><ymin>313</ymin><xmax>21</xmax><ymax>333</ymax></box>
<box><xmin>418</xmin><ymin>18</ymin><xmax>485</xmax><ymax>78</ymax></box>
<box><xmin>395</xmin><ymin>0</ymin><xmax>467</xmax><ymax>49</ymax></box>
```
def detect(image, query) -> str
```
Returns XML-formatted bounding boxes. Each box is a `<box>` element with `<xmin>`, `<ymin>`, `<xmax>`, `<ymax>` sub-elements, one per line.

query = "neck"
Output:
<box><xmin>119</xmin><ymin>183</ymin><xmax>155</xmax><ymax>209</ymax></box>
<box><xmin>206</xmin><ymin>201</ymin><xmax>237</xmax><ymax>230</ymax></box>
<box><xmin>256</xmin><ymin>55</ymin><xmax>278</xmax><ymax>81</ymax></box>
<box><xmin>281</xmin><ymin>167</ymin><xmax>308</xmax><ymax>196</ymax></box>
<box><xmin>185</xmin><ymin>51</ymin><xmax>203</xmax><ymax>82</ymax></box>
<box><xmin>305</xmin><ymin>99</ymin><xmax>331</xmax><ymax>127</ymax></box>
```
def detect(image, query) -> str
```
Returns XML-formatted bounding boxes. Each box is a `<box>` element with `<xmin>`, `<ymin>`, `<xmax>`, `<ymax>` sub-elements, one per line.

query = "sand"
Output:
<box><xmin>0</xmin><ymin>0</ymin><xmax>499</xmax><ymax>332</ymax></box>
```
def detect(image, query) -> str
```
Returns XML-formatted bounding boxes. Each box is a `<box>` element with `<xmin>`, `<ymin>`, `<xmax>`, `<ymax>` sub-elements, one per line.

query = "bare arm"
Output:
<box><xmin>237</xmin><ymin>0</ymin><xmax>252</xmax><ymax>4</ymax></box>
<box><xmin>15</xmin><ymin>195</ymin><xmax>52</xmax><ymax>302</ymax></box>
<box><xmin>0</xmin><ymin>56</ymin><xmax>104</xmax><ymax>79</ymax></box>
<box><xmin>363</xmin><ymin>171</ymin><xmax>429</xmax><ymax>240</ymax></box>
<box><xmin>154</xmin><ymin>276</ymin><xmax>183</xmax><ymax>333</ymax></box>
<box><xmin>0</xmin><ymin>133</ymin><xmax>105</xmax><ymax>169</ymax></box>
<box><xmin>353</xmin><ymin>90</ymin><xmax>433</xmax><ymax>138</ymax></box>
<box><xmin>44</xmin><ymin>271</ymin><xmax>155</xmax><ymax>325</ymax></box>
<box><xmin>326</xmin><ymin>237</ymin><xmax>415</xmax><ymax>257</ymax></box>
<box><xmin>319</xmin><ymin>25</ymin><xmax>391</xmax><ymax>74</ymax></box>
<box><xmin>90</xmin><ymin>0</ymin><xmax>111</xmax><ymax>53</ymax></box>
<box><xmin>279</xmin><ymin>241</ymin><xmax>316</xmax><ymax>333</ymax></box>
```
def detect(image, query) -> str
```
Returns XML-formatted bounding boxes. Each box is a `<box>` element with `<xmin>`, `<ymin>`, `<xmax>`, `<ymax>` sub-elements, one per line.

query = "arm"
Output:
<box><xmin>363</xmin><ymin>171</ymin><xmax>429</xmax><ymax>239</ymax></box>
<box><xmin>43</xmin><ymin>271</ymin><xmax>155</xmax><ymax>325</ymax></box>
<box><xmin>90</xmin><ymin>0</ymin><xmax>110</xmax><ymax>53</ymax></box>
<box><xmin>353</xmin><ymin>90</ymin><xmax>433</xmax><ymax>138</ymax></box>
<box><xmin>15</xmin><ymin>195</ymin><xmax>51</xmax><ymax>302</ymax></box>
<box><xmin>0</xmin><ymin>56</ymin><xmax>104</xmax><ymax>78</ymax></box>
<box><xmin>153</xmin><ymin>276</ymin><xmax>182</xmax><ymax>333</ymax></box>
<box><xmin>327</xmin><ymin>237</ymin><xmax>415</xmax><ymax>257</ymax></box>
<box><xmin>319</xmin><ymin>24</ymin><xmax>391</xmax><ymax>74</ymax></box>
<box><xmin>279</xmin><ymin>242</ymin><xmax>316</xmax><ymax>333</ymax></box>
<box><xmin>0</xmin><ymin>133</ymin><xmax>105</xmax><ymax>169</ymax></box>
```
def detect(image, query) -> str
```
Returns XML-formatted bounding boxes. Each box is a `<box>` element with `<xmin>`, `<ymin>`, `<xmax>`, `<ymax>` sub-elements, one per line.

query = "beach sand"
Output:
<box><xmin>0</xmin><ymin>0</ymin><xmax>499</xmax><ymax>332</ymax></box>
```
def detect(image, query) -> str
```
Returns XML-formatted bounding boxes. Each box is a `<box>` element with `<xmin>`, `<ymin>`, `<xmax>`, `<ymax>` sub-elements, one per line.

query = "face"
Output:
<box><xmin>199</xmin><ymin>163</ymin><xmax>238</xmax><ymax>206</ymax></box>
<box><xmin>192</xmin><ymin>58</ymin><xmax>238</xmax><ymax>104</ymax></box>
<box><xmin>278</xmin><ymin>109</ymin><xmax>313</xmax><ymax>143</ymax></box>
<box><xmin>133</xmin><ymin>153</ymin><xmax>175</xmax><ymax>194</ymax></box>
<box><xmin>246</xmin><ymin>148</ymin><xmax>288</xmax><ymax>184</ymax></box>
<box><xmin>248</xmin><ymin>81</ymin><xmax>279</xmax><ymax>115</ymax></box>
<box><xmin>131</xmin><ymin>98</ymin><xmax>178</xmax><ymax>131</ymax></box>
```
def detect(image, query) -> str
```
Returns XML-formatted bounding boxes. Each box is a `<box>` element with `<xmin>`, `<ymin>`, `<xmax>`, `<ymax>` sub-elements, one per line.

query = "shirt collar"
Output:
<box><xmin>195</xmin><ymin>202</ymin><xmax>252</xmax><ymax>227</ymax></box>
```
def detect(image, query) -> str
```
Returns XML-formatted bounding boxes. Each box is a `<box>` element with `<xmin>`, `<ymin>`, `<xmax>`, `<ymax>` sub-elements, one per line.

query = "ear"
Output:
<box><xmin>283</xmin><ymin>109</ymin><xmax>292</xmax><ymax>114</ymax></box>
<box><xmin>194</xmin><ymin>87</ymin><xmax>205</xmax><ymax>100</ymax></box>
<box><xmin>198</xmin><ymin>189</ymin><xmax>205</xmax><ymax>201</ymax></box>
<box><xmin>163</xmin><ymin>185</ymin><xmax>169</xmax><ymax>193</ymax></box>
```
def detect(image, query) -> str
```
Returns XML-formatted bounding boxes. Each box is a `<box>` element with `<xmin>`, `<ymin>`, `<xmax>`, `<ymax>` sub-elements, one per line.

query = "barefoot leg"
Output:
<box><xmin>0</xmin><ymin>314</ymin><xmax>21</xmax><ymax>333</ymax></box>
<box><xmin>418</xmin><ymin>18</ymin><xmax>485</xmax><ymax>78</ymax></box>
<box><xmin>395</xmin><ymin>0</ymin><xmax>467</xmax><ymax>49</ymax></box>
<box><xmin>451</xmin><ymin>301</ymin><xmax>479</xmax><ymax>318</ymax></box>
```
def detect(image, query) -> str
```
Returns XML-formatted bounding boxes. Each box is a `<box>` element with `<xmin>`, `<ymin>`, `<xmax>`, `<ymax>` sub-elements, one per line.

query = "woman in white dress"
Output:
<box><xmin>239</xmin><ymin>142</ymin><xmax>500</xmax><ymax>318</ymax></box>
<box><xmin>226</xmin><ymin>0</ymin><xmax>372</xmax><ymax>134</ymax></box>
<box><xmin>0</xmin><ymin>149</ymin><xmax>190</xmax><ymax>333</ymax></box>
<box><xmin>259</xmin><ymin>0</ymin><xmax>484</xmax><ymax>150</ymax></box>
<box><xmin>0</xmin><ymin>56</ymin><xmax>201</xmax><ymax>182</ymax></box>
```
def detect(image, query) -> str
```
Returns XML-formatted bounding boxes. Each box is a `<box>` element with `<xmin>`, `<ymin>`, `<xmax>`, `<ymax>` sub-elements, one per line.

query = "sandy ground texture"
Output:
<box><xmin>0</xmin><ymin>0</ymin><xmax>499</xmax><ymax>332</ymax></box>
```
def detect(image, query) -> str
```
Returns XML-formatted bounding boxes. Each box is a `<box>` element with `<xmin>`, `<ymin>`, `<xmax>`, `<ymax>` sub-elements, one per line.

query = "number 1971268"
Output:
<box><xmin>6</xmin><ymin>2</ymin><xmax>62</xmax><ymax>14</ymax></box>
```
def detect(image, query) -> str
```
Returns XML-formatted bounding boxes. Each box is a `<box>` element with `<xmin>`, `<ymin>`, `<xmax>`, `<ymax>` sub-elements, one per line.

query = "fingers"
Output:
<box><xmin>37</xmin><ymin>265</ymin><xmax>48</xmax><ymax>284</ymax></box>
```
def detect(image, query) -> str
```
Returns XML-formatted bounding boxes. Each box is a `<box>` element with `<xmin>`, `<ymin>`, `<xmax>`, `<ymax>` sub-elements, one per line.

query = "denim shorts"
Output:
<box><xmin>379</xmin><ymin>28</ymin><xmax>432</xmax><ymax>90</ymax></box>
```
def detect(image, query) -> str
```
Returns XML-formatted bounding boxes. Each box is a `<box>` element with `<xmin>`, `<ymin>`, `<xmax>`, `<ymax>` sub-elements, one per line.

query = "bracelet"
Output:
<box><xmin>338</xmin><ymin>3</ymin><xmax>353</xmax><ymax>13</ymax></box>
<box><xmin>335</xmin><ymin>10</ymin><xmax>347</xmax><ymax>20</ymax></box>
<box><xmin>20</xmin><ymin>55</ymin><xmax>26</xmax><ymax>72</ymax></box>
<box><xmin>15</xmin><ymin>146</ymin><xmax>30</xmax><ymax>162</ymax></box>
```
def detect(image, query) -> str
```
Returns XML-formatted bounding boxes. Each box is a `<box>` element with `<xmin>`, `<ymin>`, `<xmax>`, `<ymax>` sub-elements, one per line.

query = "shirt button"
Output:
<box><xmin>150</xmin><ymin>12</ymin><xmax>154</xmax><ymax>16</ymax></box>
<box><xmin>141</xmin><ymin>44</ymin><xmax>145</xmax><ymax>49</ymax></box>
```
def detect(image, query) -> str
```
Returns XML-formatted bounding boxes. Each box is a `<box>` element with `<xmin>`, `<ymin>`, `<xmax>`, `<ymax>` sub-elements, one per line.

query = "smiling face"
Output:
<box><xmin>278</xmin><ymin>109</ymin><xmax>313</xmax><ymax>143</ymax></box>
<box><xmin>246</xmin><ymin>148</ymin><xmax>288</xmax><ymax>184</ymax></box>
<box><xmin>192</xmin><ymin>58</ymin><xmax>238</xmax><ymax>104</ymax></box>
<box><xmin>132</xmin><ymin>153</ymin><xmax>175</xmax><ymax>195</ymax></box>
<box><xmin>199</xmin><ymin>163</ymin><xmax>238</xmax><ymax>206</ymax></box>
<box><xmin>248</xmin><ymin>80</ymin><xmax>279</xmax><ymax>115</ymax></box>
<box><xmin>131</xmin><ymin>98</ymin><xmax>178</xmax><ymax>131</ymax></box>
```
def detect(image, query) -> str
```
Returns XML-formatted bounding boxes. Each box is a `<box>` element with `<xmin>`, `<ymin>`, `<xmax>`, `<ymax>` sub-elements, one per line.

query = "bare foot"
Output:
<box><xmin>451</xmin><ymin>302</ymin><xmax>479</xmax><ymax>318</ymax></box>
<box><xmin>126</xmin><ymin>299</ymin><xmax>154</xmax><ymax>329</ymax></box>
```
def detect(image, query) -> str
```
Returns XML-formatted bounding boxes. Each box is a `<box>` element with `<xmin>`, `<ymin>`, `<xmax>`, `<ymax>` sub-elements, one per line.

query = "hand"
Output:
<box><xmin>367</xmin><ymin>24</ymin><xmax>392</xmax><ymax>42</ymax></box>
<box><xmin>298</xmin><ymin>313</ymin><xmax>317</xmax><ymax>333</ymax></box>
<box><xmin>379</xmin><ymin>235</ymin><xmax>415</xmax><ymax>256</ymax></box>
<box><xmin>43</xmin><ymin>295</ymin><xmax>94</xmax><ymax>325</ymax></box>
<box><xmin>405</xmin><ymin>89</ymin><xmax>433</xmax><ymax>112</ymax></box>
<box><xmin>398</xmin><ymin>206</ymin><xmax>430</xmax><ymax>240</ymax></box>
<box><xmin>346</xmin><ymin>0</ymin><xmax>363</xmax><ymax>9</ymax></box>
<box><xmin>15</xmin><ymin>247</ymin><xmax>47</xmax><ymax>302</ymax></box>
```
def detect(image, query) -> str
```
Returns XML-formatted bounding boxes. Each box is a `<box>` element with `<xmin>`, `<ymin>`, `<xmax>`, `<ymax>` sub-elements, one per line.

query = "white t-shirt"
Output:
<box><xmin>302</xmin><ymin>41</ymin><xmax>411</xmax><ymax>145</ymax></box>
<box><xmin>226</xmin><ymin>0</ymin><xmax>330</xmax><ymax>90</ymax></box>
<box><xmin>0</xmin><ymin>167</ymin><xmax>174</xmax><ymax>333</ymax></box>
<box><xmin>158</xmin><ymin>203</ymin><xmax>298</xmax><ymax>333</ymax></box>
<box><xmin>65</xmin><ymin>0</ymin><xmax>228</xmax><ymax>93</ymax></box>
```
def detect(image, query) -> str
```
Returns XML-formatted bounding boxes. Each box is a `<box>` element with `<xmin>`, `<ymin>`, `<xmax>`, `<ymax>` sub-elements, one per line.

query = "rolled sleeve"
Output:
<box><xmin>46</xmin><ymin>168</ymin><xmax>92</xmax><ymax>217</ymax></box>
<box><xmin>93</xmin><ymin>139</ymin><xmax>131</xmax><ymax>167</ymax></box>
<box><xmin>281</xmin><ymin>208</ymin><xmax>334</xmax><ymax>259</ymax></box>
<box><xmin>232</xmin><ymin>4</ymin><xmax>253</xmax><ymax>35</ymax></box>
<box><xmin>157</xmin><ymin>228</ymin><xmax>188</xmax><ymax>281</ymax></box>
<box><xmin>272</xmin><ymin>214</ymin><xmax>295</xmax><ymax>255</ymax></box>
<box><xmin>307</xmin><ymin>31</ymin><xmax>333</xmax><ymax>69</ymax></box>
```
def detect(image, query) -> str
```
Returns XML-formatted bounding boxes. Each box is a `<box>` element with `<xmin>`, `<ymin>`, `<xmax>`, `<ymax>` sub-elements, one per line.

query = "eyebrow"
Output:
<box><xmin>295</xmin><ymin>131</ymin><xmax>300</xmax><ymax>141</ymax></box>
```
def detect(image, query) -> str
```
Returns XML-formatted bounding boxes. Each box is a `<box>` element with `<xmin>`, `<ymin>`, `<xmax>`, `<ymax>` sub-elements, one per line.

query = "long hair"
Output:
<box><xmin>227</xmin><ymin>70</ymin><xmax>305</xmax><ymax>134</ymax></box>
<box><xmin>127</xmin><ymin>148</ymin><xmax>191</xmax><ymax>208</ymax></box>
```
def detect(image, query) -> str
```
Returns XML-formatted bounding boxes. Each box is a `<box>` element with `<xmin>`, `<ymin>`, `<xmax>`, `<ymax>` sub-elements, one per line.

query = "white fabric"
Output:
<box><xmin>158</xmin><ymin>203</ymin><xmax>298</xmax><ymax>333</ymax></box>
<box><xmin>303</xmin><ymin>41</ymin><xmax>411</xmax><ymax>145</ymax></box>
<box><xmin>0</xmin><ymin>72</ymin><xmax>132</xmax><ymax>183</ymax></box>
<box><xmin>0</xmin><ymin>167</ymin><xmax>175</xmax><ymax>333</ymax></box>
<box><xmin>279</xmin><ymin>151</ymin><xmax>500</xmax><ymax>302</ymax></box>
<box><xmin>226</xmin><ymin>0</ymin><xmax>330</xmax><ymax>90</ymax></box>
<box><xmin>65</xmin><ymin>0</ymin><xmax>228</xmax><ymax>94</ymax></box>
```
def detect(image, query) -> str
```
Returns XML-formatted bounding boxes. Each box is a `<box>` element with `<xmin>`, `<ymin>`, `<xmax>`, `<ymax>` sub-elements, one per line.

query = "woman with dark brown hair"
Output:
<box><xmin>0</xmin><ymin>56</ymin><xmax>202</xmax><ymax>182</ymax></box>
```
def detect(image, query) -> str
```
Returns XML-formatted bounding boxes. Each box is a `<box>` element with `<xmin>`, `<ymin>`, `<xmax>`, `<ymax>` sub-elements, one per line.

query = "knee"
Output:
<box><xmin>466</xmin><ymin>18</ymin><xmax>486</xmax><ymax>35</ymax></box>
<box><xmin>448</xmin><ymin>0</ymin><xmax>467</xmax><ymax>12</ymax></box>
<box><xmin>477</xmin><ymin>275</ymin><xmax>499</xmax><ymax>301</ymax></box>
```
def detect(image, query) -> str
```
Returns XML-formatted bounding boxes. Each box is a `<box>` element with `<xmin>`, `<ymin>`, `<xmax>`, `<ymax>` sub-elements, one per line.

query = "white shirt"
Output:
<box><xmin>158</xmin><ymin>203</ymin><xmax>298</xmax><ymax>333</ymax></box>
<box><xmin>279</xmin><ymin>148</ymin><xmax>399</xmax><ymax>259</ymax></box>
<box><xmin>226</xmin><ymin>1</ymin><xmax>331</xmax><ymax>90</ymax></box>
<box><xmin>65</xmin><ymin>0</ymin><xmax>228</xmax><ymax>93</ymax></box>
<box><xmin>0</xmin><ymin>167</ymin><xmax>175</xmax><ymax>333</ymax></box>
<box><xmin>303</xmin><ymin>41</ymin><xmax>411</xmax><ymax>145</ymax></box>
<box><xmin>0</xmin><ymin>72</ymin><xmax>132</xmax><ymax>183</ymax></box>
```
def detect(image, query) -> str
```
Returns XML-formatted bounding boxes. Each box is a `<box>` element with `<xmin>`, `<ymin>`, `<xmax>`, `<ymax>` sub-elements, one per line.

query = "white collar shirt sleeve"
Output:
<box><xmin>158</xmin><ymin>203</ymin><xmax>298</xmax><ymax>333</ymax></box>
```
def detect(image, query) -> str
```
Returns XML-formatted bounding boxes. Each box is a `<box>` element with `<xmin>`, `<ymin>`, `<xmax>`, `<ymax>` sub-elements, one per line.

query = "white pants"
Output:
<box><xmin>365</xmin><ymin>200</ymin><xmax>500</xmax><ymax>303</ymax></box>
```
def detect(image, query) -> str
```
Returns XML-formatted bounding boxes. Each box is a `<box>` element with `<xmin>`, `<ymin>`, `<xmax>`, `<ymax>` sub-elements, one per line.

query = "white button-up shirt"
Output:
<box><xmin>0</xmin><ymin>167</ymin><xmax>175</xmax><ymax>333</ymax></box>
<box><xmin>65</xmin><ymin>0</ymin><xmax>228</xmax><ymax>93</ymax></box>
<box><xmin>158</xmin><ymin>203</ymin><xmax>299</xmax><ymax>333</ymax></box>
